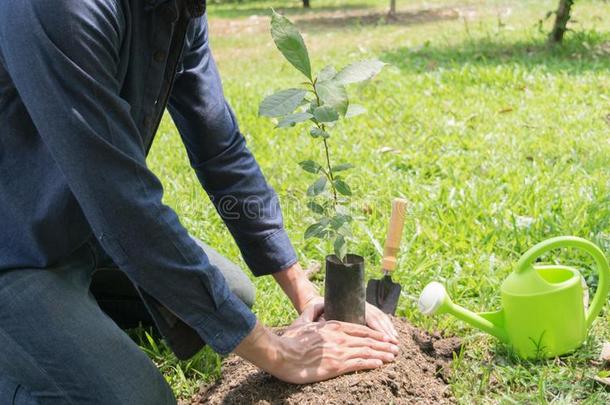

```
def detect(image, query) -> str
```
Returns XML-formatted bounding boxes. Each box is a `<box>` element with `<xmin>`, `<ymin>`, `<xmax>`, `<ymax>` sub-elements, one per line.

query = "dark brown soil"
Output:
<box><xmin>191</xmin><ymin>318</ymin><xmax>461</xmax><ymax>404</ymax></box>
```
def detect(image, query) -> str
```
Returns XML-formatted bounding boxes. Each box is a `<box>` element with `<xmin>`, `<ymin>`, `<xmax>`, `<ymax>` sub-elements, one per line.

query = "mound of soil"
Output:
<box><xmin>190</xmin><ymin>318</ymin><xmax>461</xmax><ymax>404</ymax></box>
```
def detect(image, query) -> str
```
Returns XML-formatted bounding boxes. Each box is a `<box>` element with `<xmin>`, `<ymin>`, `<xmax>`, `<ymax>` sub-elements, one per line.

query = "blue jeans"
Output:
<box><xmin>0</xmin><ymin>239</ymin><xmax>255</xmax><ymax>405</ymax></box>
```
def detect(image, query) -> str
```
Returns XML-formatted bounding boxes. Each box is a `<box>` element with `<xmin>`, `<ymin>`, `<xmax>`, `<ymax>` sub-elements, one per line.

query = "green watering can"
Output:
<box><xmin>418</xmin><ymin>236</ymin><xmax>610</xmax><ymax>359</ymax></box>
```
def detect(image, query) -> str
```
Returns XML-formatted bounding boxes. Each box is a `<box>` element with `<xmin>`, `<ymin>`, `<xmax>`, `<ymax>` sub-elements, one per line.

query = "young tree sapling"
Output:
<box><xmin>259</xmin><ymin>11</ymin><xmax>385</xmax><ymax>263</ymax></box>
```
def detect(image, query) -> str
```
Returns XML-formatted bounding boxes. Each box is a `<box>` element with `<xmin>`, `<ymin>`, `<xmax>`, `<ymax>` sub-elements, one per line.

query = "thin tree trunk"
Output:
<box><xmin>389</xmin><ymin>0</ymin><xmax>396</xmax><ymax>16</ymax></box>
<box><xmin>549</xmin><ymin>0</ymin><xmax>574</xmax><ymax>43</ymax></box>
<box><xmin>303</xmin><ymin>0</ymin><xmax>310</xmax><ymax>8</ymax></box>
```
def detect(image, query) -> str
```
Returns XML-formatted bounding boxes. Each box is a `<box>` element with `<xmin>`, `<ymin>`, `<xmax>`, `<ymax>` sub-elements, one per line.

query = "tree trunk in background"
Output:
<box><xmin>549</xmin><ymin>0</ymin><xmax>574</xmax><ymax>43</ymax></box>
<box><xmin>303</xmin><ymin>0</ymin><xmax>310</xmax><ymax>8</ymax></box>
<box><xmin>389</xmin><ymin>0</ymin><xmax>397</xmax><ymax>17</ymax></box>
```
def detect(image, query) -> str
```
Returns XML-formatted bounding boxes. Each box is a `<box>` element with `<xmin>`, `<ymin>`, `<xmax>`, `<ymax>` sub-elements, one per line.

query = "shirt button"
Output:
<box><xmin>153</xmin><ymin>50</ymin><xmax>166</xmax><ymax>63</ymax></box>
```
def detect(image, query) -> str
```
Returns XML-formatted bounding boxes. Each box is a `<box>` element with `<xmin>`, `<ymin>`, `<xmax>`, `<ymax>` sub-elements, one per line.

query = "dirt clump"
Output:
<box><xmin>191</xmin><ymin>318</ymin><xmax>461</xmax><ymax>404</ymax></box>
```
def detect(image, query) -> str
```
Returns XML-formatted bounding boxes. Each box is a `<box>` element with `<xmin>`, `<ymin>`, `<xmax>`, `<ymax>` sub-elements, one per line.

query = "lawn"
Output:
<box><xmin>144</xmin><ymin>0</ymin><xmax>610</xmax><ymax>402</ymax></box>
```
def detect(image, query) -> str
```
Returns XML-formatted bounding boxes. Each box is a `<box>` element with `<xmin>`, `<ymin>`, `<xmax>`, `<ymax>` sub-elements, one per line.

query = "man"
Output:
<box><xmin>0</xmin><ymin>0</ymin><xmax>399</xmax><ymax>404</ymax></box>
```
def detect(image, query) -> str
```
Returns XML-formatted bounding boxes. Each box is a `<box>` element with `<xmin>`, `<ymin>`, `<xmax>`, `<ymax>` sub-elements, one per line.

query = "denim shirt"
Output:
<box><xmin>0</xmin><ymin>0</ymin><xmax>297</xmax><ymax>357</ymax></box>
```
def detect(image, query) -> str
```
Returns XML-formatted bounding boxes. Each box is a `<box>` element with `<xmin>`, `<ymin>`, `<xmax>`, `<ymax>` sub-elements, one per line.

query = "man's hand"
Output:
<box><xmin>273</xmin><ymin>262</ymin><xmax>400</xmax><ymax>342</ymax></box>
<box><xmin>363</xmin><ymin>302</ymin><xmax>400</xmax><ymax>341</ymax></box>
<box><xmin>299</xmin><ymin>296</ymin><xmax>399</xmax><ymax>342</ymax></box>
<box><xmin>234</xmin><ymin>317</ymin><xmax>399</xmax><ymax>385</ymax></box>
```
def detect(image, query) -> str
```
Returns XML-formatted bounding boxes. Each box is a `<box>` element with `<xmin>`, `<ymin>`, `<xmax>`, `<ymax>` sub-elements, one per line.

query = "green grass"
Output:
<box><xmin>142</xmin><ymin>0</ymin><xmax>610</xmax><ymax>402</ymax></box>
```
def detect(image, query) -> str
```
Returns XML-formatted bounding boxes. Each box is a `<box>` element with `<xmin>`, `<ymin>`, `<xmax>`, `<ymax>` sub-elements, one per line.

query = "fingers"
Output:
<box><xmin>347</xmin><ymin>345</ymin><xmax>396</xmax><ymax>363</ymax></box>
<box><xmin>377</xmin><ymin>315</ymin><xmax>399</xmax><ymax>343</ymax></box>
<box><xmin>376</xmin><ymin>307</ymin><xmax>399</xmax><ymax>341</ymax></box>
<box><xmin>383</xmin><ymin>316</ymin><xmax>399</xmax><ymax>340</ymax></box>
<box><xmin>289</xmin><ymin>301</ymin><xmax>325</xmax><ymax>329</ymax></box>
<box><xmin>310</xmin><ymin>302</ymin><xmax>325</xmax><ymax>322</ymax></box>
<box><xmin>300</xmin><ymin>301</ymin><xmax>325</xmax><ymax>323</ymax></box>
<box><xmin>345</xmin><ymin>337</ymin><xmax>400</xmax><ymax>356</ymax></box>
<box><xmin>365</xmin><ymin>304</ymin><xmax>399</xmax><ymax>343</ymax></box>
<box><xmin>339</xmin><ymin>358</ymin><xmax>384</xmax><ymax>375</ymax></box>
<box><xmin>332</xmin><ymin>321</ymin><xmax>389</xmax><ymax>342</ymax></box>
<box><xmin>367</xmin><ymin>315</ymin><xmax>398</xmax><ymax>344</ymax></box>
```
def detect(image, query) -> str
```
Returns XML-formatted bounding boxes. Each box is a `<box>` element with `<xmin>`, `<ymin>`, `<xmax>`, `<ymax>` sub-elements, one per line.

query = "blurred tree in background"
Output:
<box><xmin>550</xmin><ymin>0</ymin><xmax>574</xmax><ymax>43</ymax></box>
<box><xmin>388</xmin><ymin>0</ymin><xmax>396</xmax><ymax>17</ymax></box>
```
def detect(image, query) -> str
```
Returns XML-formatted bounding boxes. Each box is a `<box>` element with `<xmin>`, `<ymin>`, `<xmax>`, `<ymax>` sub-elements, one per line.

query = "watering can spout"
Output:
<box><xmin>418</xmin><ymin>282</ymin><xmax>509</xmax><ymax>343</ymax></box>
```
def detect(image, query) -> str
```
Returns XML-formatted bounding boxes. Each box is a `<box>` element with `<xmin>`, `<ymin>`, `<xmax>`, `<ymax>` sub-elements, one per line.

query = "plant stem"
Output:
<box><xmin>321</xmin><ymin>133</ymin><xmax>338</xmax><ymax>207</ymax></box>
<box><xmin>310</xmin><ymin>80</ymin><xmax>339</xmax><ymax>209</ymax></box>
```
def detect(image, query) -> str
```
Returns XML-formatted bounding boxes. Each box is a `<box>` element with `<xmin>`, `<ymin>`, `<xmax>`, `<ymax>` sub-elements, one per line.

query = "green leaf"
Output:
<box><xmin>314</xmin><ymin>80</ymin><xmax>349</xmax><ymax>116</ymax></box>
<box><xmin>307</xmin><ymin>201</ymin><xmax>325</xmax><ymax>214</ymax></box>
<box><xmin>277</xmin><ymin>112</ymin><xmax>313</xmax><ymax>128</ymax></box>
<box><xmin>306</xmin><ymin>176</ymin><xmax>327</xmax><ymax>196</ymax></box>
<box><xmin>310</xmin><ymin>127</ymin><xmax>330</xmax><ymax>139</ymax></box>
<box><xmin>317</xmin><ymin>65</ymin><xmax>337</xmax><ymax>82</ymax></box>
<box><xmin>304</xmin><ymin>222</ymin><xmax>325</xmax><ymax>239</ymax></box>
<box><xmin>313</xmin><ymin>106</ymin><xmax>339</xmax><ymax>123</ymax></box>
<box><xmin>307</xmin><ymin>100</ymin><xmax>320</xmax><ymax>112</ymax></box>
<box><xmin>334</xmin><ymin>235</ymin><xmax>347</xmax><ymax>261</ymax></box>
<box><xmin>332</xmin><ymin>163</ymin><xmax>354</xmax><ymax>172</ymax></box>
<box><xmin>330</xmin><ymin>214</ymin><xmax>352</xmax><ymax>229</ymax></box>
<box><xmin>304</xmin><ymin>218</ymin><xmax>331</xmax><ymax>239</ymax></box>
<box><xmin>270</xmin><ymin>11</ymin><xmax>312</xmax><ymax>80</ymax></box>
<box><xmin>345</xmin><ymin>104</ymin><xmax>367</xmax><ymax>118</ymax></box>
<box><xmin>334</xmin><ymin>179</ymin><xmax>352</xmax><ymax>196</ymax></box>
<box><xmin>334</xmin><ymin>60</ymin><xmax>386</xmax><ymax>85</ymax></box>
<box><xmin>336</xmin><ymin>222</ymin><xmax>352</xmax><ymax>237</ymax></box>
<box><xmin>298</xmin><ymin>160</ymin><xmax>322</xmax><ymax>174</ymax></box>
<box><xmin>259</xmin><ymin>88</ymin><xmax>307</xmax><ymax>117</ymax></box>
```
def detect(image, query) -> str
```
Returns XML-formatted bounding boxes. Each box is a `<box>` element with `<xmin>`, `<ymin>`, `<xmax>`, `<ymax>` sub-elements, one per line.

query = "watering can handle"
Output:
<box><xmin>516</xmin><ymin>236</ymin><xmax>610</xmax><ymax>329</ymax></box>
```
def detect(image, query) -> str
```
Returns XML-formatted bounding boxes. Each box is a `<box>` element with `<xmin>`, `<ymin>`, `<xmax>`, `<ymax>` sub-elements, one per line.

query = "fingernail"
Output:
<box><xmin>391</xmin><ymin>344</ymin><xmax>399</xmax><ymax>353</ymax></box>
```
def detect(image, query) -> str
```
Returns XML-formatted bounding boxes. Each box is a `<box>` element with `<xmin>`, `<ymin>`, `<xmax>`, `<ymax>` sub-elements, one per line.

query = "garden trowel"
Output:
<box><xmin>366</xmin><ymin>198</ymin><xmax>408</xmax><ymax>315</ymax></box>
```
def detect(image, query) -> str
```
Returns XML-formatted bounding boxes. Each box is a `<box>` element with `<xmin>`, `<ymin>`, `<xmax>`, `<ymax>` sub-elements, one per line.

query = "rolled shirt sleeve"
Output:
<box><xmin>0</xmin><ymin>0</ymin><xmax>254</xmax><ymax>354</ymax></box>
<box><xmin>167</xmin><ymin>15</ymin><xmax>298</xmax><ymax>277</ymax></box>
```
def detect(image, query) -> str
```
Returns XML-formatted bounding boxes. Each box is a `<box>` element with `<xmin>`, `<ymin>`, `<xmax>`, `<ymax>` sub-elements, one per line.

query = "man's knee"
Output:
<box><xmin>191</xmin><ymin>237</ymin><xmax>255</xmax><ymax>308</ymax></box>
<box><xmin>221</xmin><ymin>260</ymin><xmax>255</xmax><ymax>308</ymax></box>
<box><xmin>229</xmin><ymin>272</ymin><xmax>255</xmax><ymax>308</ymax></box>
<box><xmin>124</xmin><ymin>368</ymin><xmax>176</xmax><ymax>405</ymax></box>
<box><xmin>83</xmin><ymin>346</ymin><xmax>176</xmax><ymax>405</ymax></box>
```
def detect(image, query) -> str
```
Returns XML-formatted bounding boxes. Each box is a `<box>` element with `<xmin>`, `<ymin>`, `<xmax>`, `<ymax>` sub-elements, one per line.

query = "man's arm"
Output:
<box><xmin>168</xmin><ymin>15</ymin><xmax>297</xmax><ymax>278</ymax></box>
<box><xmin>167</xmin><ymin>16</ymin><xmax>323</xmax><ymax>316</ymax></box>
<box><xmin>167</xmin><ymin>16</ymin><xmax>398</xmax><ymax>340</ymax></box>
<box><xmin>272</xmin><ymin>263</ymin><xmax>320</xmax><ymax>313</ymax></box>
<box><xmin>0</xmin><ymin>0</ymin><xmax>255</xmax><ymax>354</ymax></box>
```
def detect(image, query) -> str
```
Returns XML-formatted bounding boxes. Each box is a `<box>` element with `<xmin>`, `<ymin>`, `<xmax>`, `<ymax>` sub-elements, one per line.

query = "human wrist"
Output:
<box><xmin>233</xmin><ymin>321</ymin><xmax>282</xmax><ymax>375</ymax></box>
<box><xmin>273</xmin><ymin>262</ymin><xmax>321</xmax><ymax>314</ymax></box>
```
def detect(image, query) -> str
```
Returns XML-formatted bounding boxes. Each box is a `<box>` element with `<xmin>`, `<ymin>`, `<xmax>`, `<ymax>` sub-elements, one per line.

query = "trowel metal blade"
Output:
<box><xmin>366</xmin><ymin>275</ymin><xmax>402</xmax><ymax>315</ymax></box>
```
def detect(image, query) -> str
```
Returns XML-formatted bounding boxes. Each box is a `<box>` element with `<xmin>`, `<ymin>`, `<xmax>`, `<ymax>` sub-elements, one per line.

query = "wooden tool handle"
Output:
<box><xmin>381</xmin><ymin>198</ymin><xmax>408</xmax><ymax>272</ymax></box>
